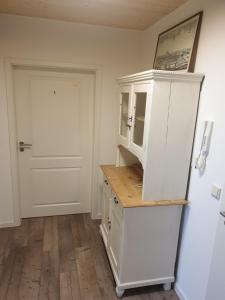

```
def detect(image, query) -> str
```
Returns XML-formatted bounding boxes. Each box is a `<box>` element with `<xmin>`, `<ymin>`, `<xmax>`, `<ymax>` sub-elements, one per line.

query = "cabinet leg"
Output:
<box><xmin>163</xmin><ymin>282</ymin><xmax>172</xmax><ymax>291</ymax></box>
<box><xmin>116</xmin><ymin>286</ymin><xmax>125</xmax><ymax>298</ymax></box>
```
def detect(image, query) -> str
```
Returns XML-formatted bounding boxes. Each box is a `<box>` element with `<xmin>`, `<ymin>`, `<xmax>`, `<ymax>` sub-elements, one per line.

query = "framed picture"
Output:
<box><xmin>153</xmin><ymin>12</ymin><xmax>203</xmax><ymax>72</ymax></box>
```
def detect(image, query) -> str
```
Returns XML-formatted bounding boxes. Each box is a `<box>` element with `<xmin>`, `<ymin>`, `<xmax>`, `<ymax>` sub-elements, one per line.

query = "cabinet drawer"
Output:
<box><xmin>103</xmin><ymin>176</ymin><xmax>111</xmax><ymax>197</ymax></box>
<box><xmin>112</xmin><ymin>194</ymin><xmax>123</xmax><ymax>218</ymax></box>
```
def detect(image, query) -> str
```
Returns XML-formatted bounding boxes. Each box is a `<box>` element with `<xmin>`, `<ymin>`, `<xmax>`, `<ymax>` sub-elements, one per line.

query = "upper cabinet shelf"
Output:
<box><xmin>117</xmin><ymin>69</ymin><xmax>204</xmax><ymax>201</ymax></box>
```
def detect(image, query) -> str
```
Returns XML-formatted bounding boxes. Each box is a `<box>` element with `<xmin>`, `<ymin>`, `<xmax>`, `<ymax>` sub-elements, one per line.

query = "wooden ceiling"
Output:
<box><xmin>0</xmin><ymin>0</ymin><xmax>188</xmax><ymax>30</ymax></box>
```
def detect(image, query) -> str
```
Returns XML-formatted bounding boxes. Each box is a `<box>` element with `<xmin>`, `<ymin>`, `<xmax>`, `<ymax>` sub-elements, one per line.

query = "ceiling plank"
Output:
<box><xmin>0</xmin><ymin>0</ymin><xmax>188</xmax><ymax>30</ymax></box>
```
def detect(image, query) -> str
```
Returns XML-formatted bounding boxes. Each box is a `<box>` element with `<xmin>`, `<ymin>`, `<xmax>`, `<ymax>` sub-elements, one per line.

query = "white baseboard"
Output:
<box><xmin>174</xmin><ymin>283</ymin><xmax>187</xmax><ymax>300</ymax></box>
<box><xmin>0</xmin><ymin>219</ymin><xmax>20</xmax><ymax>228</ymax></box>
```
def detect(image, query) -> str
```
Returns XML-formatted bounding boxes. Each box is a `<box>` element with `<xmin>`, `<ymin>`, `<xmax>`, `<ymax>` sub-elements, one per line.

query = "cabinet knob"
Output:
<box><xmin>104</xmin><ymin>179</ymin><xmax>108</xmax><ymax>185</ymax></box>
<box><xmin>114</xmin><ymin>197</ymin><xmax>118</xmax><ymax>204</ymax></box>
<box><xmin>108</xmin><ymin>220</ymin><xmax>111</xmax><ymax>230</ymax></box>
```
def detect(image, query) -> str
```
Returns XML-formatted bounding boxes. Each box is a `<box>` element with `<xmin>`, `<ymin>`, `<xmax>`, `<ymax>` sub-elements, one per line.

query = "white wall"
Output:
<box><xmin>0</xmin><ymin>14</ymin><xmax>142</xmax><ymax>224</ymax></box>
<box><xmin>0</xmin><ymin>60</ymin><xmax>14</xmax><ymax>226</ymax></box>
<box><xmin>140</xmin><ymin>1</ymin><xmax>225</xmax><ymax>299</ymax></box>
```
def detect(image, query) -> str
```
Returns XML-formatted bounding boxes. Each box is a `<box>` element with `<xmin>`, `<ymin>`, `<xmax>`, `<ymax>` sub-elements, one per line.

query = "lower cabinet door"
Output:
<box><xmin>102</xmin><ymin>191</ymin><xmax>110</xmax><ymax>236</ymax></box>
<box><xmin>108</xmin><ymin>204</ymin><xmax>122</xmax><ymax>272</ymax></box>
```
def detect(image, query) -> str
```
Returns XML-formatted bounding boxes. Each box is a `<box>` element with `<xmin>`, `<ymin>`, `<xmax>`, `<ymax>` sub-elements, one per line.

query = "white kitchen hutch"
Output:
<box><xmin>100</xmin><ymin>70</ymin><xmax>204</xmax><ymax>297</ymax></box>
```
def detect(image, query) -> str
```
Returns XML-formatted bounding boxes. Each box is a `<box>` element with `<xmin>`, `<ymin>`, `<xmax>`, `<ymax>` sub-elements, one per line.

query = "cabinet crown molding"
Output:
<box><xmin>117</xmin><ymin>69</ymin><xmax>204</xmax><ymax>85</ymax></box>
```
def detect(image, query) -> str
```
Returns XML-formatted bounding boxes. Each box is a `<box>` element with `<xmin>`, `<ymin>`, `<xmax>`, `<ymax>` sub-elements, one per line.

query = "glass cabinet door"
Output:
<box><xmin>132</xmin><ymin>92</ymin><xmax>147</xmax><ymax>148</ymax></box>
<box><xmin>120</xmin><ymin>92</ymin><xmax>129</xmax><ymax>139</ymax></box>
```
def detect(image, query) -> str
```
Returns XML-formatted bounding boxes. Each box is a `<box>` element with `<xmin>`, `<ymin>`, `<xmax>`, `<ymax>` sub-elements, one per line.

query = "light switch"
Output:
<box><xmin>211</xmin><ymin>185</ymin><xmax>222</xmax><ymax>200</ymax></box>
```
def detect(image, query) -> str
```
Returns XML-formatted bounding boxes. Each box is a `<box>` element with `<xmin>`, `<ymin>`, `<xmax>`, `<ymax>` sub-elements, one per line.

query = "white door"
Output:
<box><xmin>206</xmin><ymin>189</ymin><xmax>225</xmax><ymax>300</ymax></box>
<box><xmin>13</xmin><ymin>68</ymin><xmax>94</xmax><ymax>217</ymax></box>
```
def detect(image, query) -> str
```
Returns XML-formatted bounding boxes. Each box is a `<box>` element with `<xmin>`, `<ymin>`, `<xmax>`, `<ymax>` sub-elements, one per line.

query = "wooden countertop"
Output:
<box><xmin>101</xmin><ymin>165</ymin><xmax>188</xmax><ymax>208</ymax></box>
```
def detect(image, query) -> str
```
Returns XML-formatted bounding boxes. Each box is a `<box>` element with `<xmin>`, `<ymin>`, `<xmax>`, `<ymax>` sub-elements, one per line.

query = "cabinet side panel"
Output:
<box><xmin>120</xmin><ymin>206</ymin><xmax>182</xmax><ymax>284</ymax></box>
<box><xmin>162</xmin><ymin>81</ymin><xmax>200</xmax><ymax>199</ymax></box>
<box><xmin>142</xmin><ymin>81</ymin><xmax>171</xmax><ymax>200</ymax></box>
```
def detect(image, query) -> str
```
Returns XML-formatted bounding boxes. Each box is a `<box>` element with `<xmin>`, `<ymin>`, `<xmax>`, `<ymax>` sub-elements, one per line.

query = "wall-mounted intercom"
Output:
<box><xmin>195</xmin><ymin>120</ymin><xmax>214</xmax><ymax>173</ymax></box>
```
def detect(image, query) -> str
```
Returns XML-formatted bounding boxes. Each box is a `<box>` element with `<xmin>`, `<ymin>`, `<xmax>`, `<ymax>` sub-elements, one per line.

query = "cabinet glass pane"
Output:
<box><xmin>133</xmin><ymin>92</ymin><xmax>147</xmax><ymax>147</ymax></box>
<box><xmin>120</xmin><ymin>93</ymin><xmax>129</xmax><ymax>138</ymax></box>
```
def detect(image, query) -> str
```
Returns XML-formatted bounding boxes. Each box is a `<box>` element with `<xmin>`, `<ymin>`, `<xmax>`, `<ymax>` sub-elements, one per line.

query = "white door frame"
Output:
<box><xmin>4</xmin><ymin>57</ymin><xmax>102</xmax><ymax>226</ymax></box>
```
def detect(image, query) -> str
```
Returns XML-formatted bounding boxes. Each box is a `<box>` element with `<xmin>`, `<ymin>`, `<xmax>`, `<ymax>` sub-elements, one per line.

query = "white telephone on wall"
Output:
<box><xmin>195</xmin><ymin>121</ymin><xmax>214</xmax><ymax>172</ymax></box>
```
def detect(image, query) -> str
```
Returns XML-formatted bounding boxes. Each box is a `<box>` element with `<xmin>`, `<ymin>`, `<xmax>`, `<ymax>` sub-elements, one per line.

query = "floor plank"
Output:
<box><xmin>6</xmin><ymin>248</ymin><xmax>26</xmax><ymax>300</ymax></box>
<box><xmin>58</xmin><ymin>216</ymin><xmax>76</xmax><ymax>273</ymax></box>
<box><xmin>0</xmin><ymin>214</ymin><xmax>179</xmax><ymax>300</ymax></box>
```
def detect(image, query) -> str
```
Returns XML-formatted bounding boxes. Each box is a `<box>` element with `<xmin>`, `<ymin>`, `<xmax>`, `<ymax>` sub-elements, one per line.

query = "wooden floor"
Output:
<box><xmin>0</xmin><ymin>214</ymin><xmax>179</xmax><ymax>300</ymax></box>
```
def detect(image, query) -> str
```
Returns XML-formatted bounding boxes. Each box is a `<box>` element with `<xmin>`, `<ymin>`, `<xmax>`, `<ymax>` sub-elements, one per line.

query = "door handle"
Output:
<box><xmin>19</xmin><ymin>141</ymin><xmax>32</xmax><ymax>152</ymax></box>
<box><xmin>220</xmin><ymin>211</ymin><xmax>225</xmax><ymax>218</ymax></box>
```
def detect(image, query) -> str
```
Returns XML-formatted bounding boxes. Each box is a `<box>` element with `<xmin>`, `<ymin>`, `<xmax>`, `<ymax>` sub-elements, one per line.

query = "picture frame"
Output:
<box><xmin>153</xmin><ymin>12</ymin><xmax>203</xmax><ymax>72</ymax></box>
